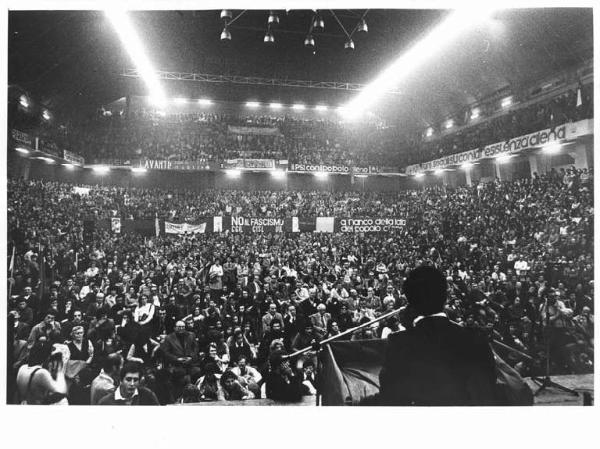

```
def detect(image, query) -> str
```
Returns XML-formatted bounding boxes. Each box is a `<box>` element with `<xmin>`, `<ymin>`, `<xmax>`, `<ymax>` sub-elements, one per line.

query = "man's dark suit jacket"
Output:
<box><xmin>379</xmin><ymin>316</ymin><xmax>497</xmax><ymax>406</ymax></box>
<box><xmin>162</xmin><ymin>331</ymin><xmax>199</xmax><ymax>366</ymax></box>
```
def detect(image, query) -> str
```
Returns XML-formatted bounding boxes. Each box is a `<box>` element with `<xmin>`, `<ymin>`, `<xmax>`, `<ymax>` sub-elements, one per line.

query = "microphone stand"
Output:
<box><xmin>530</xmin><ymin>297</ymin><xmax>579</xmax><ymax>397</ymax></box>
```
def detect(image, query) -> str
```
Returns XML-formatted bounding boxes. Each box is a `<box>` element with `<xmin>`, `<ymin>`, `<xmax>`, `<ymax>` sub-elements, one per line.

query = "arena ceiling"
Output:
<box><xmin>8</xmin><ymin>8</ymin><xmax>593</xmax><ymax>131</ymax></box>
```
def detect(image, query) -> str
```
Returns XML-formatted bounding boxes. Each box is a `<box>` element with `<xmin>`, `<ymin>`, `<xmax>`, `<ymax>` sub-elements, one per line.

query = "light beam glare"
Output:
<box><xmin>343</xmin><ymin>7</ymin><xmax>496</xmax><ymax>119</ymax></box>
<box><xmin>105</xmin><ymin>9</ymin><xmax>166</xmax><ymax>105</ymax></box>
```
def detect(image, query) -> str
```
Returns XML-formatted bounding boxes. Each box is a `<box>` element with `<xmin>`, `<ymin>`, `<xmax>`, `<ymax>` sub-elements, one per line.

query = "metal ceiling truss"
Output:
<box><xmin>121</xmin><ymin>68</ymin><xmax>402</xmax><ymax>94</ymax></box>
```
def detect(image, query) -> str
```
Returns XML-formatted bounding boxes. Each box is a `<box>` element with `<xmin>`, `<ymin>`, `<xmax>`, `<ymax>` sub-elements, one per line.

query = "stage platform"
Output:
<box><xmin>181</xmin><ymin>374</ymin><xmax>592</xmax><ymax>406</ymax></box>
<box><xmin>527</xmin><ymin>374</ymin><xmax>594</xmax><ymax>406</ymax></box>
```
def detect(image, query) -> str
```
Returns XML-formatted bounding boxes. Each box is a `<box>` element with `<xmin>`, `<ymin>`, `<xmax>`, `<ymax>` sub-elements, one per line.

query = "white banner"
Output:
<box><xmin>72</xmin><ymin>186</ymin><xmax>90</xmax><ymax>196</ymax></box>
<box><xmin>165</xmin><ymin>222</ymin><xmax>206</xmax><ymax>234</ymax></box>
<box><xmin>405</xmin><ymin>120</ymin><xmax>592</xmax><ymax>175</ymax></box>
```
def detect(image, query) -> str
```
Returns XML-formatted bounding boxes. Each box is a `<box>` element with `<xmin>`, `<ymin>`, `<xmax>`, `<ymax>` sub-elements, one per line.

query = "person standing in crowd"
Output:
<box><xmin>379</xmin><ymin>266</ymin><xmax>497</xmax><ymax>406</ymax></box>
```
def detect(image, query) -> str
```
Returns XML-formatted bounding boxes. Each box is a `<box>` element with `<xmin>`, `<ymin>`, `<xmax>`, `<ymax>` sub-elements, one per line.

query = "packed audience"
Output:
<box><xmin>16</xmin><ymin>84</ymin><xmax>592</xmax><ymax>172</ymax></box>
<box><xmin>7</xmin><ymin>166</ymin><xmax>594</xmax><ymax>404</ymax></box>
<box><xmin>407</xmin><ymin>83</ymin><xmax>594</xmax><ymax>166</ymax></box>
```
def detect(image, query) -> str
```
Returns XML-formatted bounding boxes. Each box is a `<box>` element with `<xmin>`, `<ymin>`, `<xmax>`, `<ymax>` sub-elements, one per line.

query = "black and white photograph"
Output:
<box><xmin>3</xmin><ymin>0</ymin><xmax>596</xmax><ymax>429</ymax></box>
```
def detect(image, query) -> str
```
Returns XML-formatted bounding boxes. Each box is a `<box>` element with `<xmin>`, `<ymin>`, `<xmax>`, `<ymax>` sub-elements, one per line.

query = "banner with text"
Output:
<box><xmin>335</xmin><ymin>217</ymin><xmax>407</xmax><ymax>233</ymax></box>
<box><xmin>165</xmin><ymin>221</ymin><xmax>207</xmax><ymax>234</ymax></box>
<box><xmin>223</xmin><ymin>159</ymin><xmax>276</xmax><ymax>170</ymax></box>
<box><xmin>290</xmin><ymin>163</ymin><xmax>383</xmax><ymax>174</ymax></box>
<box><xmin>227</xmin><ymin>216</ymin><xmax>294</xmax><ymax>233</ymax></box>
<box><xmin>11</xmin><ymin>129</ymin><xmax>34</xmax><ymax>147</ymax></box>
<box><xmin>404</xmin><ymin>120</ymin><xmax>593</xmax><ymax>175</ymax></box>
<box><xmin>64</xmin><ymin>150</ymin><xmax>85</xmax><ymax>166</ymax></box>
<box><xmin>138</xmin><ymin>159</ymin><xmax>213</xmax><ymax>171</ymax></box>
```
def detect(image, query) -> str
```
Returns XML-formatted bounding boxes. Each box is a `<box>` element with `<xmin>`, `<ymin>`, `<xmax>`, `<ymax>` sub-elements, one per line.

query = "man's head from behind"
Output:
<box><xmin>102</xmin><ymin>353</ymin><xmax>124</xmax><ymax>378</ymax></box>
<box><xmin>403</xmin><ymin>266</ymin><xmax>447</xmax><ymax>316</ymax></box>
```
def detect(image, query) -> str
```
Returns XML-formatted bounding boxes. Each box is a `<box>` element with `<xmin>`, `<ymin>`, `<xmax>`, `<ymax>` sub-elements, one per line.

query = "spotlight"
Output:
<box><xmin>315</xmin><ymin>105</ymin><xmax>328</xmax><ymax>111</ymax></box>
<box><xmin>19</xmin><ymin>95</ymin><xmax>29</xmax><ymax>108</ymax></box>
<box><xmin>470</xmin><ymin>108</ymin><xmax>480</xmax><ymax>120</ymax></box>
<box><xmin>264</xmin><ymin>31</ymin><xmax>275</xmax><ymax>44</ymax></box>
<box><xmin>445</xmin><ymin>120</ymin><xmax>454</xmax><ymax>129</ymax></box>
<box><xmin>268</xmin><ymin>12</ymin><xmax>279</xmax><ymax>26</ymax></box>
<box><xmin>313</xmin><ymin>15</ymin><xmax>324</xmax><ymax>31</ymax></box>
<box><xmin>304</xmin><ymin>34</ymin><xmax>315</xmax><ymax>48</ymax></box>
<box><xmin>461</xmin><ymin>162</ymin><xmax>473</xmax><ymax>170</ymax></box>
<box><xmin>225</xmin><ymin>169</ymin><xmax>241</xmax><ymax>178</ymax></box>
<box><xmin>501</xmin><ymin>96</ymin><xmax>512</xmax><ymax>108</ymax></box>
<box><xmin>496</xmin><ymin>155</ymin><xmax>513</xmax><ymax>164</ymax></box>
<box><xmin>15</xmin><ymin>147</ymin><xmax>29</xmax><ymax>154</ymax></box>
<box><xmin>220</xmin><ymin>10</ymin><xmax>232</xmax><ymax>21</ymax></box>
<box><xmin>173</xmin><ymin>97</ymin><xmax>187</xmax><ymax>104</ymax></box>
<box><xmin>415</xmin><ymin>173</ymin><xmax>425</xmax><ymax>179</ymax></box>
<box><xmin>314</xmin><ymin>172</ymin><xmax>329</xmax><ymax>180</ymax></box>
<box><xmin>62</xmin><ymin>163</ymin><xmax>75</xmax><ymax>169</ymax></box>
<box><xmin>357</xmin><ymin>19</ymin><xmax>368</xmax><ymax>33</ymax></box>
<box><xmin>271</xmin><ymin>170</ymin><xmax>286</xmax><ymax>179</ymax></box>
<box><xmin>425</xmin><ymin>128</ymin><xmax>434</xmax><ymax>137</ymax></box>
<box><xmin>292</xmin><ymin>104</ymin><xmax>305</xmax><ymax>110</ymax></box>
<box><xmin>93</xmin><ymin>166</ymin><xmax>110</xmax><ymax>174</ymax></box>
<box><xmin>198</xmin><ymin>98</ymin><xmax>213</xmax><ymax>105</ymax></box>
<box><xmin>434</xmin><ymin>169</ymin><xmax>445</xmax><ymax>176</ymax></box>
<box><xmin>221</xmin><ymin>27</ymin><xmax>231</xmax><ymax>41</ymax></box>
<box><xmin>344</xmin><ymin>39</ymin><xmax>355</xmax><ymax>50</ymax></box>
<box><xmin>131</xmin><ymin>167</ymin><xmax>147</xmax><ymax>174</ymax></box>
<box><xmin>542</xmin><ymin>143</ymin><xmax>562</xmax><ymax>154</ymax></box>
<box><xmin>42</xmin><ymin>109</ymin><xmax>51</xmax><ymax>121</ymax></box>
<box><xmin>246</xmin><ymin>101</ymin><xmax>260</xmax><ymax>108</ymax></box>
<box><xmin>269</xmin><ymin>103</ymin><xmax>282</xmax><ymax>109</ymax></box>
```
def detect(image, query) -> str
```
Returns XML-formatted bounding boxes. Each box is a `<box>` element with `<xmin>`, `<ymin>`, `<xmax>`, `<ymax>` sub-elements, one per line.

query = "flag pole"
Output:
<box><xmin>8</xmin><ymin>244</ymin><xmax>16</xmax><ymax>298</ymax></box>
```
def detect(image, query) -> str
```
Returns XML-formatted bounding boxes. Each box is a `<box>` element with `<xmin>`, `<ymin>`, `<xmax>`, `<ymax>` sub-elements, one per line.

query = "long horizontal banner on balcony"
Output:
<box><xmin>404</xmin><ymin>119</ymin><xmax>593</xmax><ymax>175</ymax></box>
<box><xmin>90</xmin><ymin>216</ymin><xmax>407</xmax><ymax>236</ymax></box>
<box><xmin>289</xmin><ymin>163</ymin><xmax>384</xmax><ymax>174</ymax></box>
<box><xmin>137</xmin><ymin>159</ymin><xmax>215</xmax><ymax>171</ymax></box>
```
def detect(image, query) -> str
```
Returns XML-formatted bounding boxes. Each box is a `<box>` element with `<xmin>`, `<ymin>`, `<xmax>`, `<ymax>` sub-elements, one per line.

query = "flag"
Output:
<box><xmin>9</xmin><ymin>245</ymin><xmax>15</xmax><ymax>275</ymax></box>
<box><xmin>213</xmin><ymin>216</ymin><xmax>223</xmax><ymax>233</ymax></box>
<box><xmin>111</xmin><ymin>217</ymin><xmax>121</xmax><ymax>234</ymax></box>
<box><xmin>38</xmin><ymin>252</ymin><xmax>46</xmax><ymax>301</ymax></box>
<box><xmin>318</xmin><ymin>340</ymin><xmax>533</xmax><ymax>406</ymax></box>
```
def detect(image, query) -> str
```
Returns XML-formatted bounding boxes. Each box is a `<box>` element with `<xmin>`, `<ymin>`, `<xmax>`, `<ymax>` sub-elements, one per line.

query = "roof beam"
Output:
<box><xmin>120</xmin><ymin>69</ymin><xmax>402</xmax><ymax>94</ymax></box>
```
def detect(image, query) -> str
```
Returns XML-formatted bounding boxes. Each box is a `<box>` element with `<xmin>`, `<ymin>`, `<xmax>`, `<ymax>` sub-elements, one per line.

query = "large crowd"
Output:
<box><xmin>7</xmin><ymin>164</ymin><xmax>593</xmax><ymax>405</ymax></box>
<box><xmin>18</xmin><ymin>84</ymin><xmax>592</xmax><ymax>172</ymax></box>
<box><xmin>406</xmin><ymin>83</ymin><xmax>594</xmax><ymax>166</ymax></box>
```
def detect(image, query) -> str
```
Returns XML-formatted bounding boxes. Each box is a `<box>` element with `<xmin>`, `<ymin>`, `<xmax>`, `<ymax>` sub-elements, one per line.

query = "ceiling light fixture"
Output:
<box><xmin>313</xmin><ymin>14</ymin><xmax>325</xmax><ymax>31</ymax></box>
<box><xmin>304</xmin><ymin>34</ymin><xmax>315</xmax><ymax>48</ymax></box>
<box><xmin>264</xmin><ymin>30</ymin><xmax>275</xmax><ymax>44</ymax></box>
<box><xmin>221</xmin><ymin>26</ymin><xmax>231</xmax><ymax>41</ymax></box>
<box><xmin>268</xmin><ymin>12</ymin><xmax>279</xmax><ymax>26</ymax></box>
<box><xmin>357</xmin><ymin>18</ymin><xmax>368</xmax><ymax>33</ymax></box>
<box><xmin>344</xmin><ymin>39</ymin><xmax>355</xmax><ymax>50</ymax></box>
